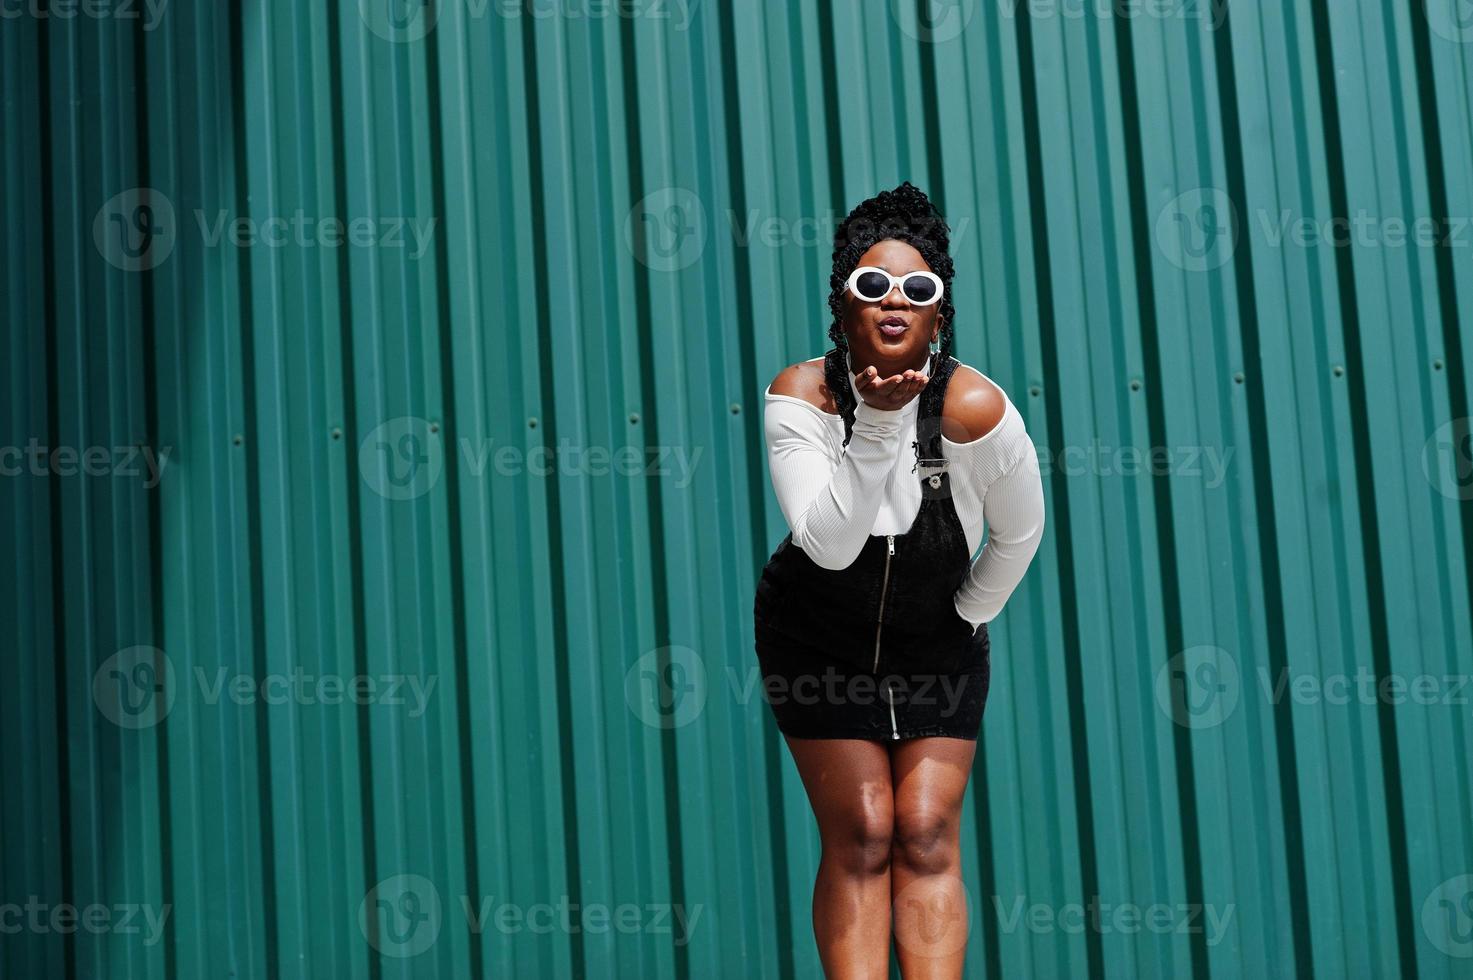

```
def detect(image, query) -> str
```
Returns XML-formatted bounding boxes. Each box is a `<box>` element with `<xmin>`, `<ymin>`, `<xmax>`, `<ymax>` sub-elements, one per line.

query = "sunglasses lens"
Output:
<box><xmin>854</xmin><ymin>270</ymin><xmax>891</xmax><ymax>301</ymax></box>
<box><xmin>902</xmin><ymin>275</ymin><xmax>938</xmax><ymax>304</ymax></box>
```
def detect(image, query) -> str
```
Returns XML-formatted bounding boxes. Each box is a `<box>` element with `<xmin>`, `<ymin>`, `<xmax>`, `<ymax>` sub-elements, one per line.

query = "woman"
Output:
<box><xmin>753</xmin><ymin>182</ymin><xmax>1045</xmax><ymax>976</ymax></box>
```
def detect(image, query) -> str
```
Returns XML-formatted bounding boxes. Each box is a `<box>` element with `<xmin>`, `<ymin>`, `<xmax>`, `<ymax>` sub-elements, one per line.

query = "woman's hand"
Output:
<box><xmin>852</xmin><ymin>364</ymin><xmax>929</xmax><ymax>411</ymax></box>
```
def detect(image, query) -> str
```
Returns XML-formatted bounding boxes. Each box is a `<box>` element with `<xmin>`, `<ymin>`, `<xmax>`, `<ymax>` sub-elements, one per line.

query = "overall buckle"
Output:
<box><xmin>913</xmin><ymin>456</ymin><xmax>948</xmax><ymax>489</ymax></box>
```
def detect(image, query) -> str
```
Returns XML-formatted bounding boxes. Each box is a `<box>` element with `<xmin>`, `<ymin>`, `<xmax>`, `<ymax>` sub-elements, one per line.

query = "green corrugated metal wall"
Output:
<box><xmin>3</xmin><ymin>0</ymin><xmax>1472</xmax><ymax>977</ymax></box>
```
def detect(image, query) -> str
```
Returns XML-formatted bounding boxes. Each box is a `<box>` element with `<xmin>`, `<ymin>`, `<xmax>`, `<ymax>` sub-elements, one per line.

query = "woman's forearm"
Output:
<box><xmin>764</xmin><ymin>396</ymin><xmax>908</xmax><ymax>570</ymax></box>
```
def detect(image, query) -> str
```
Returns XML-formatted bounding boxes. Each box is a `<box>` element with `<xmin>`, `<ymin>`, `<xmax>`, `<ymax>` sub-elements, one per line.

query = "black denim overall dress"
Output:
<box><xmin>752</xmin><ymin>347</ymin><xmax>991</xmax><ymax>741</ymax></box>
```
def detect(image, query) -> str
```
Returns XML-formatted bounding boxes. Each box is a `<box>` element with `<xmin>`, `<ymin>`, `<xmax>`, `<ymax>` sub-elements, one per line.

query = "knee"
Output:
<box><xmin>822</xmin><ymin>808</ymin><xmax>894</xmax><ymax>875</ymax></box>
<box><xmin>892</xmin><ymin>807</ymin><xmax>958</xmax><ymax>874</ymax></box>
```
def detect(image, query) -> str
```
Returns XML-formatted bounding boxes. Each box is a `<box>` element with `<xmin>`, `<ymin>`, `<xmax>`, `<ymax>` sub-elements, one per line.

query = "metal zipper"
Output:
<box><xmin>871</xmin><ymin>534</ymin><xmax>895</xmax><ymax>672</ymax></box>
<box><xmin>872</xmin><ymin>534</ymin><xmax>900</xmax><ymax>740</ymax></box>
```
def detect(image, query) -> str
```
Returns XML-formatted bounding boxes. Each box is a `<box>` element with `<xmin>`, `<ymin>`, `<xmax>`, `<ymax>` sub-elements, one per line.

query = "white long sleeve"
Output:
<box><xmin>763</xmin><ymin>359</ymin><xmax>1045</xmax><ymax>627</ymax></box>
<box><xmin>951</xmin><ymin>440</ymin><xmax>1045</xmax><ymax>626</ymax></box>
<box><xmin>764</xmin><ymin>394</ymin><xmax>910</xmax><ymax>570</ymax></box>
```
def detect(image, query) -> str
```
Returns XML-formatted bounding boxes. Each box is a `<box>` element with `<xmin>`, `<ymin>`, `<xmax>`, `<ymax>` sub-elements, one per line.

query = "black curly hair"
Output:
<box><xmin>827</xmin><ymin>181</ymin><xmax>956</xmax><ymax>360</ymax></box>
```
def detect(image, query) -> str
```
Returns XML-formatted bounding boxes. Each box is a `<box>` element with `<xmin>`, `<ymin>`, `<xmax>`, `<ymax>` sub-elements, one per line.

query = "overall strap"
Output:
<box><xmin>914</xmin><ymin>352</ymin><xmax>958</xmax><ymax>461</ymax></box>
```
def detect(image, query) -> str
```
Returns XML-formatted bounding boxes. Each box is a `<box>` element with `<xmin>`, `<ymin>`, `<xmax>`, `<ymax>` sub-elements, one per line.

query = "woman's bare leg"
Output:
<box><xmin>889</xmin><ymin>736</ymin><xmax>977</xmax><ymax>978</ymax></box>
<box><xmin>784</xmin><ymin>735</ymin><xmax>895</xmax><ymax>979</ymax></box>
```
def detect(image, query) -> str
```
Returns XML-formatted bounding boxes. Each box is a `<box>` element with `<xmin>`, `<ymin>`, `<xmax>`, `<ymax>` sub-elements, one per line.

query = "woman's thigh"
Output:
<box><xmin>783</xmin><ymin>736</ymin><xmax>896</xmax><ymax>852</ymax></box>
<box><xmin>890</xmin><ymin>736</ymin><xmax>977</xmax><ymax>836</ymax></box>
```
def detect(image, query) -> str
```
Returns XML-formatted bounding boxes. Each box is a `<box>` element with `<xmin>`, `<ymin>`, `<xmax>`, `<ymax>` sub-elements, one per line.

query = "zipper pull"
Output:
<box><xmin>887</xmin><ymin>534</ymin><xmax>895</xmax><ymax>556</ymax></box>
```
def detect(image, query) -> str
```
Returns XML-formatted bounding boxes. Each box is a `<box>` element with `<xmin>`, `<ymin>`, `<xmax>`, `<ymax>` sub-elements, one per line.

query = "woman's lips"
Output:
<box><xmin>878</xmin><ymin>318</ymin><xmax>907</xmax><ymax>338</ymax></box>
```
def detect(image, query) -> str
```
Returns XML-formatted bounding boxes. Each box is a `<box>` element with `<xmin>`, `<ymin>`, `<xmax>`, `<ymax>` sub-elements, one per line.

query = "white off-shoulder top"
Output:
<box><xmin>763</xmin><ymin>351</ymin><xmax>1046</xmax><ymax>629</ymax></box>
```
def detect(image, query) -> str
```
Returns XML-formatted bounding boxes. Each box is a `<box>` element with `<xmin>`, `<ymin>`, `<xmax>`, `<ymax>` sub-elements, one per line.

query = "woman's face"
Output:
<box><xmin>840</xmin><ymin>239</ymin><xmax>942</xmax><ymax>374</ymax></box>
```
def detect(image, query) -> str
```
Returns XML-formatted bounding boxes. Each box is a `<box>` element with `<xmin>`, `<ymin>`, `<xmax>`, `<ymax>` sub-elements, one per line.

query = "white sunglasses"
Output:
<box><xmin>844</xmin><ymin>266</ymin><xmax>945</xmax><ymax>306</ymax></box>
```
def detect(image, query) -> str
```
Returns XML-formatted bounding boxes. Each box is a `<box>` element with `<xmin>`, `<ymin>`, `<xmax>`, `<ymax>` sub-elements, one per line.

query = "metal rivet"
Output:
<box><xmin>729</xmin><ymin>402</ymin><xmax>741</xmax><ymax>414</ymax></box>
<box><xmin>1433</xmin><ymin>359</ymin><xmax>1444</xmax><ymax>371</ymax></box>
<box><xmin>331</xmin><ymin>427</ymin><xmax>342</xmax><ymax>440</ymax></box>
<box><xmin>1129</xmin><ymin>378</ymin><xmax>1142</xmax><ymax>392</ymax></box>
<box><xmin>429</xmin><ymin>422</ymin><xmax>440</xmax><ymax>433</ymax></box>
<box><xmin>1029</xmin><ymin>385</ymin><xmax>1042</xmax><ymax>397</ymax></box>
<box><xmin>629</xmin><ymin>413</ymin><xmax>640</xmax><ymax>424</ymax></box>
<box><xmin>1332</xmin><ymin>364</ymin><xmax>1344</xmax><ymax>377</ymax></box>
<box><xmin>1233</xmin><ymin>371</ymin><xmax>1245</xmax><ymax>384</ymax></box>
<box><xmin>233</xmin><ymin>434</ymin><xmax>243</xmax><ymax>446</ymax></box>
<box><xmin>528</xmin><ymin>418</ymin><xmax>538</xmax><ymax>428</ymax></box>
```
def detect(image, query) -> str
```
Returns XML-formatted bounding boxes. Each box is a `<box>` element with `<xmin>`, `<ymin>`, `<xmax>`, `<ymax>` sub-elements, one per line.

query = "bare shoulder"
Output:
<box><xmin>767</xmin><ymin>357</ymin><xmax>839</xmax><ymax>415</ymax></box>
<box><xmin>941</xmin><ymin>363</ymin><xmax>1009</xmax><ymax>442</ymax></box>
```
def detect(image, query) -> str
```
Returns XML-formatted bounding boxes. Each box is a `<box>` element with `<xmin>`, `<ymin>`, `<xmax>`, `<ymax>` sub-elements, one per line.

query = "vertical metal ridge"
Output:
<box><xmin>1010</xmin><ymin>5</ymin><xmax>1105</xmax><ymax>978</ymax></box>
<box><xmin>1209</xmin><ymin>2</ymin><xmax>1315</xmax><ymax>973</ymax></box>
<box><xmin>1408</xmin><ymin>0</ymin><xmax>1473</xmax><ymax>667</ymax></box>
<box><xmin>421</xmin><ymin>15</ymin><xmax>484</xmax><ymax>980</ymax></box>
<box><xmin>36</xmin><ymin>7</ymin><xmax>78</xmax><ymax>979</ymax></box>
<box><xmin>515</xmin><ymin>10</ymin><xmax>588</xmax><ymax>980</ymax></box>
<box><xmin>1306</xmin><ymin>0</ymin><xmax>1422</xmax><ymax>974</ymax></box>
<box><xmin>223</xmin><ymin>0</ymin><xmax>276</xmax><ymax>976</ymax></box>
